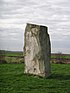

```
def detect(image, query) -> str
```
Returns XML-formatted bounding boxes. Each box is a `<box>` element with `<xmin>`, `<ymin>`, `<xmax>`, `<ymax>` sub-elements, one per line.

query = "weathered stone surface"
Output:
<box><xmin>24</xmin><ymin>23</ymin><xmax>51</xmax><ymax>77</ymax></box>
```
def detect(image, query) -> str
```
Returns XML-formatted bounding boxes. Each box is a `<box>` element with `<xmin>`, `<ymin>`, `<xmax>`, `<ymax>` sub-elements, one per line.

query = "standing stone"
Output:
<box><xmin>24</xmin><ymin>23</ymin><xmax>51</xmax><ymax>77</ymax></box>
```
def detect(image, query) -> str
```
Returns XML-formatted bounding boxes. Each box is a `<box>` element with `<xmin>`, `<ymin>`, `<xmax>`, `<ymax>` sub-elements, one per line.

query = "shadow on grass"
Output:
<box><xmin>23</xmin><ymin>73</ymin><xmax>70</xmax><ymax>80</ymax></box>
<box><xmin>48</xmin><ymin>73</ymin><xmax>70</xmax><ymax>80</ymax></box>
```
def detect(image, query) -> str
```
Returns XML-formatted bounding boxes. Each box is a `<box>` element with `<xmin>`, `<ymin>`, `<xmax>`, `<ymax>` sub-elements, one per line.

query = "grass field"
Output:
<box><xmin>0</xmin><ymin>50</ymin><xmax>70</xmax><ymax>64</ymax></box>
<box><xmin>0</xmin><ymin>63</ymin><xmax>70</xmax><ymax>93</ymax></box>
<box><xmin>5</xmin><ymin>51</ymin><xmax>23</xmax><ymax>57</ymax></box>
<box><xmin>0</xmin><ymin>51</ymin><xmax>24</xmax><ymax>63</ymax></box>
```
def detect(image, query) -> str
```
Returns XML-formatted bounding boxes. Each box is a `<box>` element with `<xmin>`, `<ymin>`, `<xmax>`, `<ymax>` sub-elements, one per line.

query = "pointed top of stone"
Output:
<box><xmin>26</xmin><ymin>23</ymin><xmax>48</xmax><ymax>33</ymax></box>
<box><xmin>27</xmin><ymin>22</ymin><xmax>48</xmax><ymax>27</ymax></box>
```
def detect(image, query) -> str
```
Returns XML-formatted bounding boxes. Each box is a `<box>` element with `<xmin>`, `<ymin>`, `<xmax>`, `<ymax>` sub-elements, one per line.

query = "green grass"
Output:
<box><xmin>0</xmin><ymin>64</ymin><xmax>70</xmax><ymax>93</ymax></box>
<box><xmin>5</xmin><ymin>51</ymin><xmax>23</xmax><ymax>57</ymax></box>
<box><xmin>0</xmin><ymin>51</ymin><xmax>24</xmax><ymax>63</ymax></box>
<box><xmin>51</xmin><ymin>55</ymin><xmax>70</xmax><ymax>59</ymax></box>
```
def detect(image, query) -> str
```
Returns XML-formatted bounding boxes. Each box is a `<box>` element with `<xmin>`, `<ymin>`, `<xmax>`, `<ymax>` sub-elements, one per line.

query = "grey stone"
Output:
<box><xmin>24</xmin><ymin>23</ymin><xmax>51</xmax><ymax>77</ymax></box>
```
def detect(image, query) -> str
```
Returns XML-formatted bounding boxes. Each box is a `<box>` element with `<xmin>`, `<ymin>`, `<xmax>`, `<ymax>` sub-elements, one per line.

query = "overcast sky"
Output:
<box><xmin>0</xmin><ymin>0</ymin><xmax>70</xmax><ymax>53</ymax></box>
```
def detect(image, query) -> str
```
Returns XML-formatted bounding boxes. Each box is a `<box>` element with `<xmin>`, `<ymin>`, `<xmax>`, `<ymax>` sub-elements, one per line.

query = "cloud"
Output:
<box><xmin>0</xmin><ymin>0</ymin><xmax>70</xmax><ymax>53</ymax></box>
